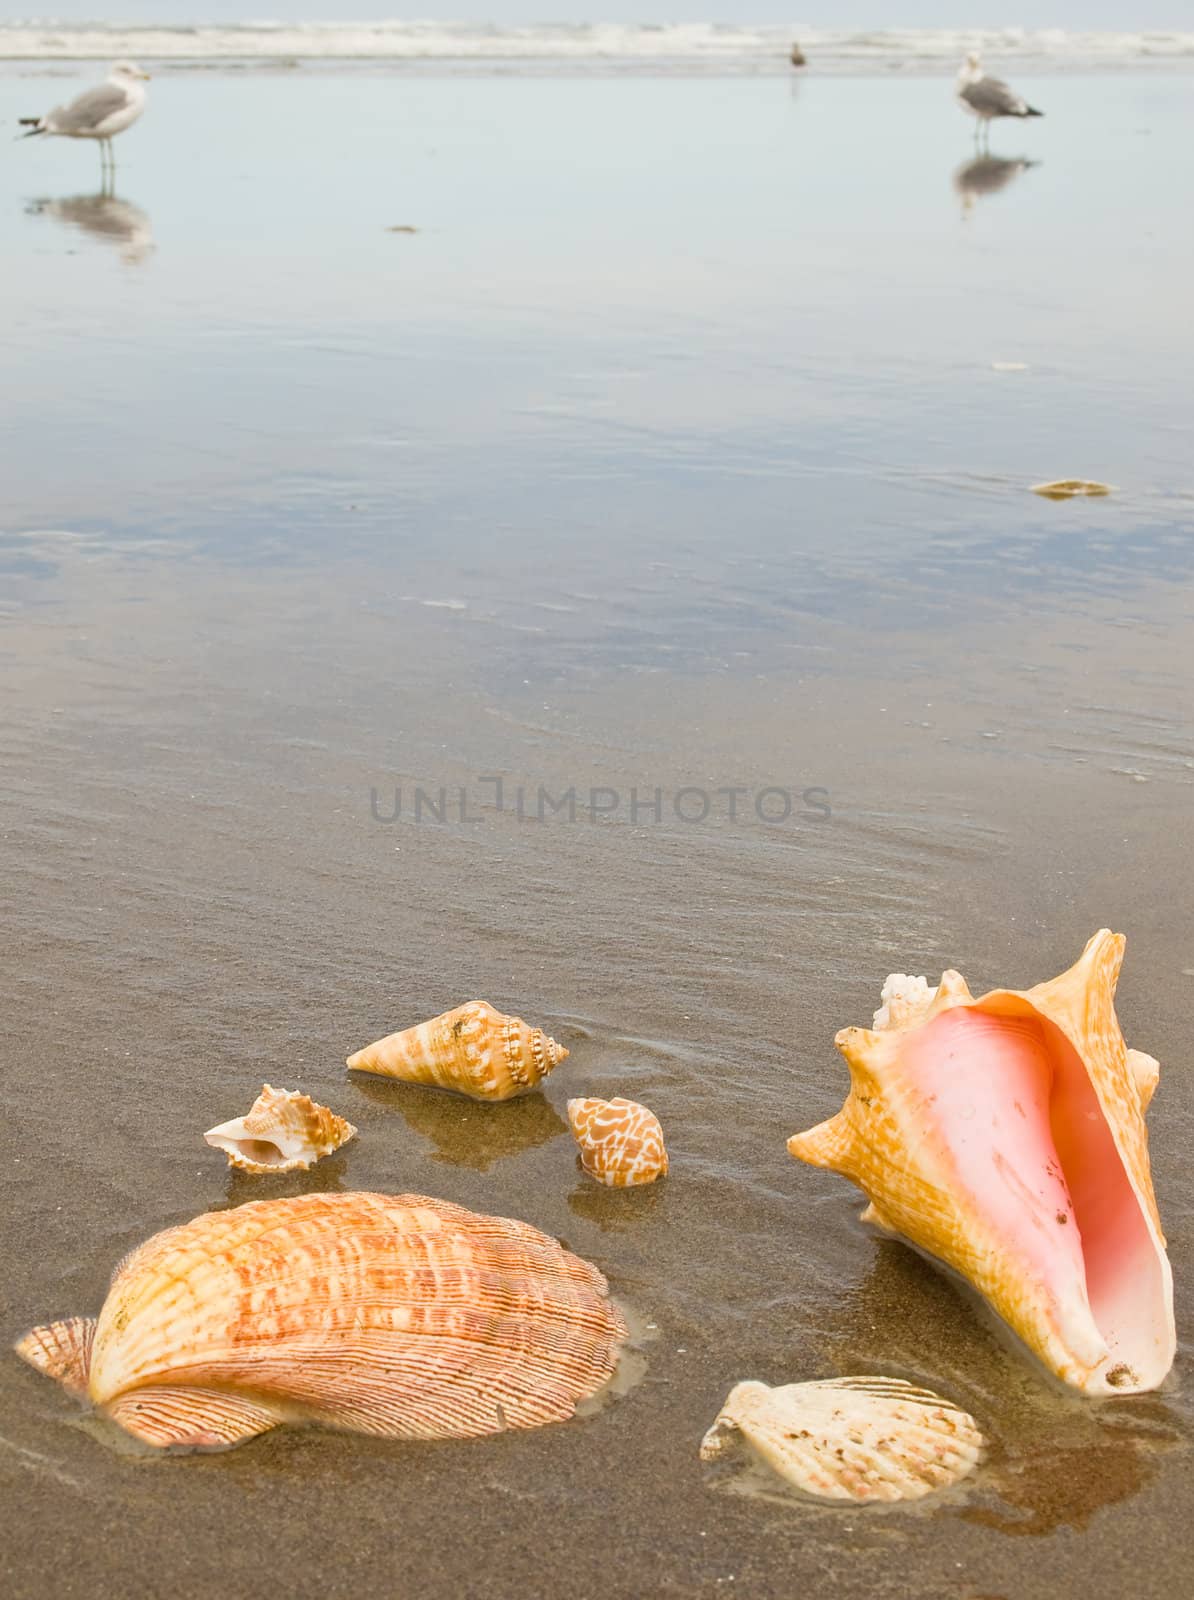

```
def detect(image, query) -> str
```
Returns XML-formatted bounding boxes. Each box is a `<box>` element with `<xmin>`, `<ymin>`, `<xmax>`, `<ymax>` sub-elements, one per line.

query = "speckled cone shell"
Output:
<box><xmin>567</xmin><ymin>1097</ymin><xmax>668</xmax><ymax>1187</ymax></box>
<box><xmin>203</xmin><ymin>1084</ymin><xmax>357</xmax><ymax>1173</ymax></box>
<box><xmin>788</xmin><ymin>931</ymin><xmax>1175</xmax><ymax>1395</ymax></box>
<box><xmin>15</xmin><ymin>1192</ymin><xmax>627</xmax><ymax>1451</ymax></box>
<box><xmin>346</xmin><ymin>1001</ymin><xmax>568</xmax><ymax>1101</ymax></box>
<box><xmin>700</xmin><ymin>1377</ymin><xmax>983</xmax><ymax>1503</ymax></box>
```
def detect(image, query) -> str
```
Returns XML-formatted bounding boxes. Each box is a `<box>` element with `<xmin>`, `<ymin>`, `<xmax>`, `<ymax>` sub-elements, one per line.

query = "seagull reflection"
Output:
<box><xmin>26</xmin><ymin>188</ymin><xmax>154</xmax><ymax>264</ymax></box>
<box><xmin>953</xmin><ymin>155</ymin><xmax>1038</xmax><ymax>217</ymax></box>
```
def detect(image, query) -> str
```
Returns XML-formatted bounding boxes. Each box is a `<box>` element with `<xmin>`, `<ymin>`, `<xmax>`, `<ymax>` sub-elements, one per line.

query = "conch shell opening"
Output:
<box><xmin>788</xmin><ymin>931</ymin><xmax>1175</xmax><ymax>1396</ymax></box>
<box><xmin>346</xmin><ymin>1001</ymin><xmax>567</xmax><ymax>1101</ymax></box>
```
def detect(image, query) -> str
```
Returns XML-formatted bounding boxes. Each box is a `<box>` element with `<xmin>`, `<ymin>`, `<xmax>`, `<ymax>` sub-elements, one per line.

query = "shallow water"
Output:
<box><xmin>1</xmin><ymin>67</ymin><xmax>1192</xmax><ymax>1600</ymax></box>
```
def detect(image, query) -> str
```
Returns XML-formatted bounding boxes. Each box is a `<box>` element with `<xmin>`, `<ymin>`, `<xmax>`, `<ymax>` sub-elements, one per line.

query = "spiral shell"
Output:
<box><xmin>567</xmin><ymin>1096</ymin><xmax>668</xmax><ymax>1187</ymax></box>
<box><xmin>346</xmin><ymin>1001</ymin><xmax>567</xmax><ymax>1101</ymax></box>
<box><xmin>15</xmin><ymin>1191</ymin><xmax>627</xmax><ymax>1451</ymax></box>
<box><xmin>203</xmin><ymin>1084</ymin><xmax>357</xmax><ymax>1173</ymax></box>
<box><xmin>700</xmin><ymin>1377</ymin><xmax>983</xmax><ymax>1503</ymax></box>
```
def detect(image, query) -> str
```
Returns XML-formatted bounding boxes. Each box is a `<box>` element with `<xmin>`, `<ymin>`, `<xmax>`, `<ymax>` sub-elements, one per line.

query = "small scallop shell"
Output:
<box><xmin>16</xmin><ymin>1191</ymin><xmax>627</xmax><ymax>1451</ymax></box>
<box><xmin>1031</xmin><ymin>479</ymin><xmax>1113</xmax><ymax>499</ymax></box>
<box><xmin>700</xmin><ymin>1377</ymin><xmax>983</xmax><ymax>1503</ymax></box>
<box><xmin>567</xmin><ymin>1096</ymin><xmax>668</xmax><ymax>1187</ymax></box>
<box><xmin>203</xmin><ymin>1084</ymin><xmax>356</xmax><ymax>1174</ymax></box>
<box><xmin>346</xmin><ymin>1001</ymin><xmax>567</xmax><ymax>1101</ymax></box>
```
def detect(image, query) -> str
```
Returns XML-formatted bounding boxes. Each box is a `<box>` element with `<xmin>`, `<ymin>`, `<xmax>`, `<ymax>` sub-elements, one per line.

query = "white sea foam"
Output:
<box><xmin>1</xmin><ymin>23</ymin><xmax>1192</xmax><ymax>73</ymax></box>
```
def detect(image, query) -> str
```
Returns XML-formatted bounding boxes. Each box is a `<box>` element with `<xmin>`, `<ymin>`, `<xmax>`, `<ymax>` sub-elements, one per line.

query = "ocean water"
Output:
<box><xmin>1</xmin><ymin>60</ymin><xmax>1193</xmax><ymax>1600</ymax></box>
<box><xmin>1</xmin><ymin>22</ymin><xmax>1194</xmax><ymax>72</ymax></box>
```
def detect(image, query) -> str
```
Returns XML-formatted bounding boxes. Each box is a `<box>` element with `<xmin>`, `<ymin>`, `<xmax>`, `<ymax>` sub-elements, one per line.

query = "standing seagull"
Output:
<box><xmin>955</xmin><ymin>53</ymin><xmax>1042</xmax><ymax>148</ymax></box>
<box><xmin>19</xmin><ymin>62</ymin><xmax>150</xmax><ymax>178</ymax></box>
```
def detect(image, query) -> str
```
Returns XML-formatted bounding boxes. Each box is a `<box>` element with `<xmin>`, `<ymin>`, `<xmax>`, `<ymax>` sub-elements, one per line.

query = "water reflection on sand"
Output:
<box><xmin>26</xmin><ymin>187</ymin><xmax>154</xmax><ymax>264</ymax></box>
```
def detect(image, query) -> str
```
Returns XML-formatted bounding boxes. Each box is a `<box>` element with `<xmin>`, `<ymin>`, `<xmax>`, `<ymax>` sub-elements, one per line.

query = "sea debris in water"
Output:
<box><xmin>567</xmin><ymin>1096</ymin><xmax>668</xmax><ymax>1187</ymax></box>
<box><xmin>347</xmin><ymin>1001</ymin><xmax>568</xmax><ymax>1101</ymax></box>
<box><xmin>15</xmin><ymin>1192</ymin><xmax>626</xmax><ymax>1451</ymax></box>
<box><xmin>203</xmin><ymin>1084</ymin><xmax>356</xmax><ymax>1173</ymax></box>
<box><xmin>700</xmin><ymin>1376</ymin><xmax>983</xmax><ymax>1503</ymax></box>
<box><xmin>1031</xmin><ymin>479</ymin><xmax>1113</xmax><ymax>499</ymax></box>
<box><xmin>788</xmin><ymin>930</ymin><xmax>1175</xmax><ymax>1395</ymax></box>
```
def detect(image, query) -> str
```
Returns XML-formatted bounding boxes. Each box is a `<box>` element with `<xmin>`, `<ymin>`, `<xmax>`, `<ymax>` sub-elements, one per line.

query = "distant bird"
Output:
<box><xmin>19</xmin><ymin>61</ymin><xmax>150</xmax><ymax>175</ymax></box>
<box><xmin>955</xmin><ymin>53</ymin><xmax>1042</xmax><ymax>147</ymax></box>
<box><xmin>789</xmin><ymin>43</ymin><xmax>806</xmax><ymax>68</ymax></box>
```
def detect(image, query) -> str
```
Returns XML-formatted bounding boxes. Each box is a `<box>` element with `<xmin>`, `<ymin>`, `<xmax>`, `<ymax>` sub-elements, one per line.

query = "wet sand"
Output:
<box><xmin>1</xmin><ymin>68</ymin><xmax>1192</xmax><ymax>1599</ymax></box>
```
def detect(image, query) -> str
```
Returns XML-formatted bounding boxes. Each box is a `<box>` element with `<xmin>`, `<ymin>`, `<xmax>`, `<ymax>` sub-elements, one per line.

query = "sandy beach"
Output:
<box><xmin>2</xmin><ymin>45</ymin><xmax>1192</xmax><ymax>1600</ymax></box>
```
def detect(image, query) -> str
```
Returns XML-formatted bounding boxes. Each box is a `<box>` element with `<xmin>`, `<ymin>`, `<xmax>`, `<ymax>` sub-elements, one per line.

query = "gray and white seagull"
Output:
<box><xmin>955</xmin><ymin>53</ymin><xmax>1042</xmax><ymax>147</ymax></box>
<box><xmin>19</xmin><ymin>61</ymin><xmax>150</xmax><ymax>177</ymax></box>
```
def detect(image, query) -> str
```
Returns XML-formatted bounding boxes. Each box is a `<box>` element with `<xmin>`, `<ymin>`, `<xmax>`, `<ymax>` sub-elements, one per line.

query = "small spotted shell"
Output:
<box><xmin>567</xmin><ymin>1096</ymin><xmax>668</xmax><ymax>1187</ymax></box>
<box><xmin>347</xmin><ymin>1001</ymin><xmax>567</xmax><ymax>1101</ymax></box>
<box><xmin>700</xmin><ymin>1376</ymin><xmax>983</xmax><ymax>1503</ymax></box>
<box><xmin>203</xmin><ymin>1084</ymin><xmax>356</xmax><ymax>1173</ymax></box>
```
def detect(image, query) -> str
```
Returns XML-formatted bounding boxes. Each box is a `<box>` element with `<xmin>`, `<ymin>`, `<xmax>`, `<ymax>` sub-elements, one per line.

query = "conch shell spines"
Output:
<box><xmin>788</xmin><ymin>931</ymin><xmax>1174</xmax><ymax>1396</ymax></box>
<box><xmin>347</xmin><ymin>1001</ymin><xmax>567</xmax><ymax>1101</ymax></box>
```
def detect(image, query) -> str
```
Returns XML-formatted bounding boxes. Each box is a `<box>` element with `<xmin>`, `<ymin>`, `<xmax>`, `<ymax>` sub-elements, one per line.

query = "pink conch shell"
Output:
<box><xmin>567</xmin><ymin>1097</ymin><xmax>668</xmax><ymax>1187</ymax></box>
<box><xmin>788</xmin><ymin>931</ymin><xmax>1175</xmax><ymax>1395</ymax></box>
<box><xmin>700</xmin><ymin>1376</ymin><xmax>983</xmax><ymax>1502</ymax></box>
<box><xmin>203</xmin><ymin>1084</ymin><xmax>357</xmax><ymax>1173</ymax></box>
<box><xmin>346</xmin><ymin>1001</ymin><xmax>567</xmax><ymax>1101</ymax></box>
<box><xmin>15</xmin><ymin>1191</ymin><xmax>626</xmax><ymax>1451</ymax></box>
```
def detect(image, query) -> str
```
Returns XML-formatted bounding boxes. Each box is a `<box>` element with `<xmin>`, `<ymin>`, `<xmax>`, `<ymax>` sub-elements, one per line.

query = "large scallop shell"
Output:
<box><xmin>346</xmin><ymin>1001</ymin><xmax>567</xmax><ymax>1101</ymax></box>
<box><xmin>567</xmin><ymin>1097</ymin><xmax>668</xmax><ymax>1187</ymax></box>
<box><xmin>788</xmin><ymin>930</ymin><xmax>1175</xmax><ymax>1395</ymax></box>
<box><xmin>700</xmin><ymin>1377</ymin><xmax>983</xmax><ymax>1503</ymax></box>
<box><xmin>203</xmin><ymin>1084</ymin><xmax>357</xmax><ymax>1173</ymax></box>
<box><xmin>15</xmin><ymin>1191</ymin><xmax>626</xmax><ymax>1451</ymax></box>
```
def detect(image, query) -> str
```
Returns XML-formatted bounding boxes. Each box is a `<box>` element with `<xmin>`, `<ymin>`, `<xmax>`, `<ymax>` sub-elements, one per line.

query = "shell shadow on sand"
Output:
<box><xmin>215</xmin><ymin>1152</ymin><xmax>351</xmax><ymax>1209</ymax></box>
<box><xmin>350</xmin><ymin>1077</ymin><xmax>569</xmax><ymax>1171</ymax></box>
<box><xmin>566</xmin><ymin>1167</ymin><xmax>667</xmax><ymax>1232</ymax></box>
<box><xmin>795</xmin><ymin>1239</ymin><xmax>1180</xmax><ymax>1532</ymax></box>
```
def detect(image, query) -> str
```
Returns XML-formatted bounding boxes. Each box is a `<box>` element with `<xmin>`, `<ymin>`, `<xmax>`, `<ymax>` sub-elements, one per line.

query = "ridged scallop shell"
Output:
<box><xmin>346</xmin><ymin>1001</ymin><xmax>567</xmax><ymax>1101</ymax></box>
<box><xmin>203</xmin><ymin>1084</ymin><xmax>357</xmax><ymax>1173</ymax></box>
<box><xmin>700</xmin><ymin>1377</ymin><xmax>983</xmax><ymax>1503</ymax></box>
<box><xmin>567</xmin><ymin>1097</ymin><xmax>668</xmax><ymax>1187</ymax></box>
<box><xmin>788</xmin><ymin>930</ymin><xmax>1175</xmax><ymax>1395</ymax></box>
<box><xmin>15</xmin><ymin>1191</ymin><xmax>626</xmax><ymax>1451</ymax></box>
